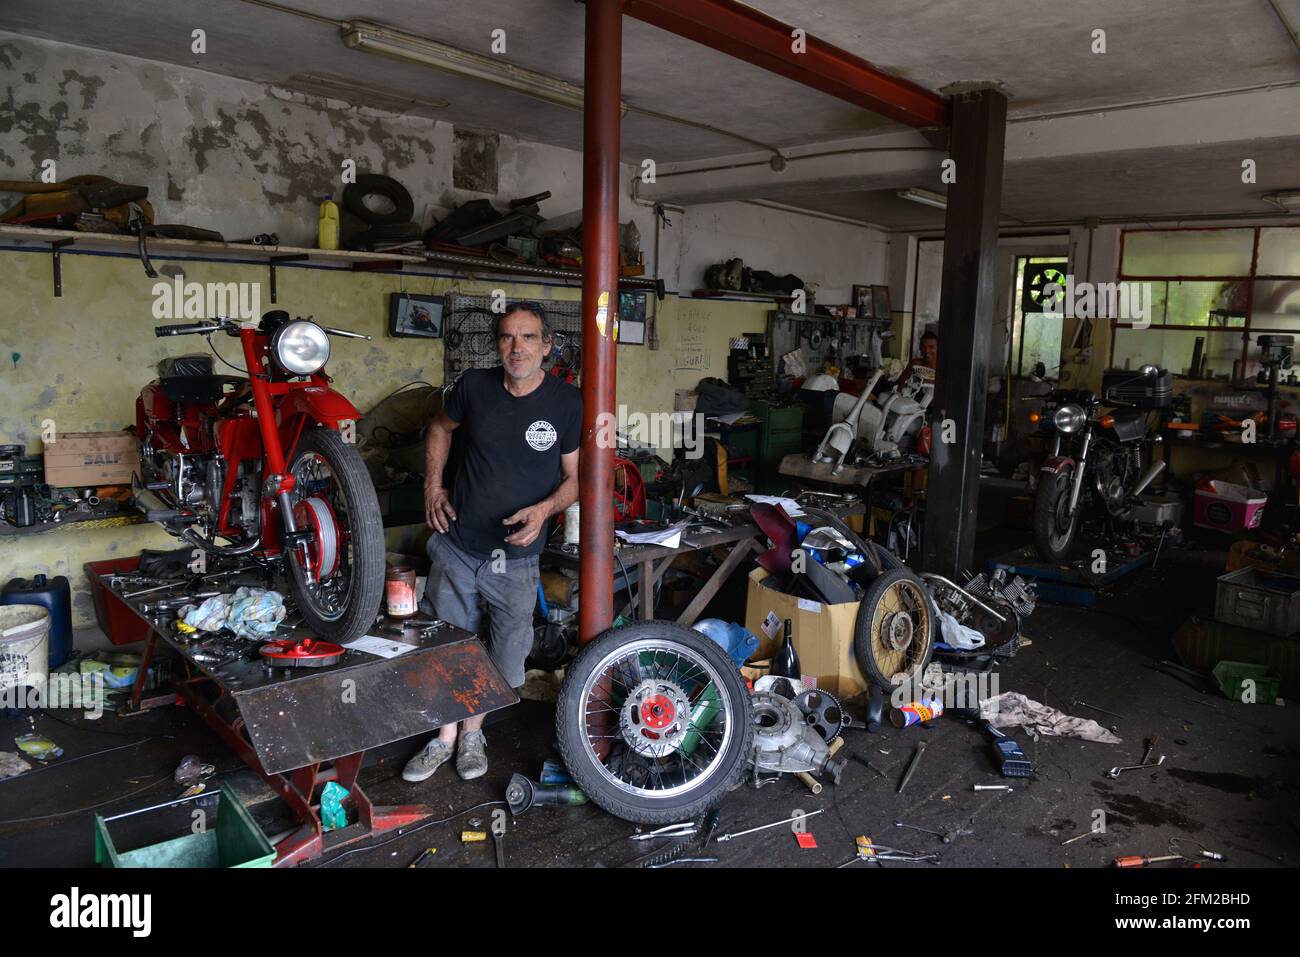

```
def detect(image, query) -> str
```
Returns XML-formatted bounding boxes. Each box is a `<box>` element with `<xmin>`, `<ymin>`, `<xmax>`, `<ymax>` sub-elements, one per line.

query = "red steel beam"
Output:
<box><xmin>623</xmin><ymin>0</ymin><xmax>947</xmax><ymax>129</ymax></box>
<box><xmin>578</xmin><ymin>0</ymin><xmax>623</xmax><ymax>643</ymax></box>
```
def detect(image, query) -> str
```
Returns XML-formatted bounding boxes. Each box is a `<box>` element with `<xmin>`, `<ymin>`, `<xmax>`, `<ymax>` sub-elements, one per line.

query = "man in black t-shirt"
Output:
<box><xmin>403</xmin><ymin>302</ymin><xmax>581</xmax><ymax>785</ymax></box>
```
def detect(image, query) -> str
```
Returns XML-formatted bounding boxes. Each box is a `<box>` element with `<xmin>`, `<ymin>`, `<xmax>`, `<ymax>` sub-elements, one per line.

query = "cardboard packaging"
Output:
<box><xmin>743</xmin><ymin>567</ymin><xmax>865</xmax><ymax>699</ymax></box>
<box><xmin>43</xmin><ymin>431</ymin><xmax>138</xmax><ymax>487</ymax></box>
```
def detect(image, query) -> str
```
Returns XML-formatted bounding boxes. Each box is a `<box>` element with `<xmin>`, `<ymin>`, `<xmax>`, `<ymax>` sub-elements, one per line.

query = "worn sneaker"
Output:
<box><xmin>456</xmin><ymin>730</ymin><xmax>488</xmax><ymax>780</ymax></box>
<box><xmin>402</xmin><ymin>738</ymin><xmax>454</xmax><ymax>783</ymax></box>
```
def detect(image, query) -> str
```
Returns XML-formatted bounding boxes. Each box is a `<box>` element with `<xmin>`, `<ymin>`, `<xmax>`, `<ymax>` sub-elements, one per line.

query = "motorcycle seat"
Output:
<box><xmin>158</xmin><ymin>355</ymin><xmax>241</xmax><ymax>404</ymax></box>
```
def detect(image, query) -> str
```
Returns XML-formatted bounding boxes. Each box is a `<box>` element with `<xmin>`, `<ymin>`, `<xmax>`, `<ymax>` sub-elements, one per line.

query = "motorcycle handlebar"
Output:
<box><xmin>154</xmin><ymin>321</ymin><xmax>220</xmax><ymax>337</ymax></box>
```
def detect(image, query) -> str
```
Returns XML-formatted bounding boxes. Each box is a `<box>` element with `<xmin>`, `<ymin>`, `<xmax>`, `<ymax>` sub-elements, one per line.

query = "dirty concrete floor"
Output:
<box><xmin>3</xmin><ymin>536</ymin><xmax>1298</xmax><ymax>869</ymax></box>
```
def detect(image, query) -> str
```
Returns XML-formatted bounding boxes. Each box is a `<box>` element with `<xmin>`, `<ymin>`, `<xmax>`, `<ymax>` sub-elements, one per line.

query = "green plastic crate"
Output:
<box><xmin>1212</xmin><ymin>660</ymin><xmax>1281</xmax><ymax>704</ymax></box>
<box><xmin>95</xmin><ymin>783</ymin><xmax>275</xmax><ymax>868</ymax></box>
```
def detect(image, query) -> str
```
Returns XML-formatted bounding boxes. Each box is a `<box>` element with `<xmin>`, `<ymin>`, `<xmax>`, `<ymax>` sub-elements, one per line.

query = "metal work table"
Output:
<box><xmin>543</xmin><ymin>502</ymin><xmax>866</xmax><ymax>625</ymax></box>
<box><xmin>107</xmin><ymin>568</ymin><xmax>516</xmax><ymax>866</ymax></box>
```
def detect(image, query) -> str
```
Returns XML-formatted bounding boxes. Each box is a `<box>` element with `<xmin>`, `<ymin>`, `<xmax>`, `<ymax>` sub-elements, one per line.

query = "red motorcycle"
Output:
<box><xmin>133</xmin><ymin>311</ymin><xmax>384</xmax><ymax>642</ymax></box>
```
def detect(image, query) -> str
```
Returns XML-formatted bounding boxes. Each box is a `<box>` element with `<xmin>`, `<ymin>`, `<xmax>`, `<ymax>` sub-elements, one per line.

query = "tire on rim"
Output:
<box><xmin>285</xmin><ymin>426</ymin><xmax>384</xmax><ymax>643</ymax></box>
<box><xmin>556</xmin><ymin>621</ymin><xmax>754</xmax><ymax>824</ymax></box>
<box><xmin>853</xmin><ymin>568</ymin><xmax>936</xmax><ymax>689</ymax></box>
<box><xmin>1033</xmin><ymin>467</ymin><xmax>1078</xmax><ymax>563</ymax></box>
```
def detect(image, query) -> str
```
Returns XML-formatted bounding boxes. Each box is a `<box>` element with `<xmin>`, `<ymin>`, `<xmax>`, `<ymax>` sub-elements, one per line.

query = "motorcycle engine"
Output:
<box><xmin>1092</xmin><ymin>445</ymin><xmax>1133</xmax><ymax>512</ymax></box>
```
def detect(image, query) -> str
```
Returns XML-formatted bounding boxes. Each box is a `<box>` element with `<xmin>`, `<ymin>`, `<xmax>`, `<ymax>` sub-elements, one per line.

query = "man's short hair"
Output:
<box><xmin>495</xmin><ymin>301</ymin><xmax>553</xmax><ymax>342</ymax></box>
<box><xmin>921</xmin><ymin>329</ymin><xmax>938</xmax><ymax>343</ymax></box>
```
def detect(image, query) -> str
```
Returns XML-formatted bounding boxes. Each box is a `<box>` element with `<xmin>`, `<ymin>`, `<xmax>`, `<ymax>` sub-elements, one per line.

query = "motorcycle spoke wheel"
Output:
<box><xmin>284</xmin><ymin>428</ymin><xmax>384</xmax><ymax>642</ymax></box>
<box><xmin>854</xmin><ymin>568</ymin><xmax>935</xmax><ymax>688</ymax></box>
<box><xmin>556</xmin><ymin>622</ymin><xmax>754</xmax><ymax>824</ymax></box>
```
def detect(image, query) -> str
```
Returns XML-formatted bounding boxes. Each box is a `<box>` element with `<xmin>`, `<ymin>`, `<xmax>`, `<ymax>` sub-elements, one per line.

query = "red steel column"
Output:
<box><xmin>578</xmin><ymin>0</ymin><xmax>623</xmax><ymax>643</ymax></box>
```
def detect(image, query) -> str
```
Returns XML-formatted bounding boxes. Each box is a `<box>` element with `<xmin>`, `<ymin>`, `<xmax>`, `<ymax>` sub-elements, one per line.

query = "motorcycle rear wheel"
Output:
<box><xmin>285</xmin><ymin>427</ymin><xmax>384</xmax><ymax>643</ymax></box>
<box><xmin>556</xmin><ymin>622</ymin><xmax>753</xmax><ymax>824</ymax></box>
<box><xmin>1034</xmin><ymin>468</ymin><xmax>1079</xmax><ymax>563</ymax></box>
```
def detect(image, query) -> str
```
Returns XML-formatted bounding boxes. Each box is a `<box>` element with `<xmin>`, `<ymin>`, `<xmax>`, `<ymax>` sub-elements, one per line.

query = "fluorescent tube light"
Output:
<box><xmin>341</xmin><ymin>20</ymin><xmax>627</xmax><ymax>116</ymax></box>
<box><xmin>896</xmin><ymin>188</ymin><xmax>948</xmax><ymax>210</ymax></box>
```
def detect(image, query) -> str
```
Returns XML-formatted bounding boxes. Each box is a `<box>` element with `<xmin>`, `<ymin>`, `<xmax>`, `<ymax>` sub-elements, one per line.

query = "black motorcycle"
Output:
<box><xmin>1032</xmin><ymin>365</ymin><xmax>1170</xmax><ymax>562</ymax></box>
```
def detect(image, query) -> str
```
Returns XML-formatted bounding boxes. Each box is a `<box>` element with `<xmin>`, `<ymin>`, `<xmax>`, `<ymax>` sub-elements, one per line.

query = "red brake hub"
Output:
<box><xmin>640</xmin><ymin>694</ymin><xmax>676</xmax><ymax>730</ymax></box>
<box><xmin>292</xmin><ymin>495</ymin><xmax>341</xmax><ymax>578</ymax></box>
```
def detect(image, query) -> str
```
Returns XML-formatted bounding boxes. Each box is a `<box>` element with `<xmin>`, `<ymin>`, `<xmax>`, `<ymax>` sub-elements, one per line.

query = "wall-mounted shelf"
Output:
<box><xmin>0</xmin><ymin>224</ymin><xmax>664</xmax><ymax>299</ymax></box>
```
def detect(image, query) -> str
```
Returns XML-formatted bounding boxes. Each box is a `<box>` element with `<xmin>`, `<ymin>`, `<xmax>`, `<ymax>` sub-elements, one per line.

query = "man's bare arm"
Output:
<box><xmin>424</xmin><ymin>409</ymin><xmax>460</xmax><ymax>532</ymax></box>
<box><xmin>503</xmin><ymin>448</ymin><xmax>579</xmax><ymax>548</ymax></box>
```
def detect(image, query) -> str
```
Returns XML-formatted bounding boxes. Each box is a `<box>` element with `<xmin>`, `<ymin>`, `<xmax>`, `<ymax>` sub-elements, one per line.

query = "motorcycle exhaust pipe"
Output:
<box><xmin>1130</xmin><ymin>460</ymin><xmax>1167</xmax><ymax>499</ymax></box>
<box><xmin>181</xmin><ymin>527</ymin><xmax>263</xmax><ymax>556</ymax></box>
<box><xmin>133</xmin><ymin>483</ymin><xmax>197</xmax><ymax>525</ymax></box>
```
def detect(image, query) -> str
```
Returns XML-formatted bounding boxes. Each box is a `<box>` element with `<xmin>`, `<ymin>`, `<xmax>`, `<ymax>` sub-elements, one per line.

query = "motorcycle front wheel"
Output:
<box><xmin>556</xmin><ymin>622</ymin><xmax>754</xmax><ymax>824</ymax></box>
<box><xmin>1034</xmin><ymin>467</ymin><xmax>1079</xmax><ymax>563</ymax></box>
<box><xmin>284</xmin><ymin>426</ymin><xmax>385</xmax><ymax>643</ymax></box>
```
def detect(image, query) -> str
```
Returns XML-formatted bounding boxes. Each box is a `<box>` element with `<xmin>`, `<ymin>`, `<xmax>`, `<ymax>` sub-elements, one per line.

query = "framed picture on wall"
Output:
<box><xmin>870</xmin><ymin>284</ymin><xmax>892</xmax><ymax>321</ymax></box>
<box><xmin>389</xmin><ymin>294</ymin><xmax>445</xmax><ymax>338</ymax></box>
<box><xmin>617</xmin><ymin>290</ymin><xmax>647</xmax><ymax>345</ymax></box>
<box><xmin>851</xmin><ymin>284</ymin><xmax>873</xmax><ymax>317</ymax></box>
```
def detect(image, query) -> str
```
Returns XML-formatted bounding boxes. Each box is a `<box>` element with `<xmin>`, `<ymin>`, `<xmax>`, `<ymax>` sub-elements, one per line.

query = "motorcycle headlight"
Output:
<box><xmin>1053</xmin><ymin>404</ymin><xmax>1087</xmax><ymax>434</ymax></box>
<box><xmin>272</xmin><ymin>321</ymin><xmax>330</xmax><ymax>375</ymax></box>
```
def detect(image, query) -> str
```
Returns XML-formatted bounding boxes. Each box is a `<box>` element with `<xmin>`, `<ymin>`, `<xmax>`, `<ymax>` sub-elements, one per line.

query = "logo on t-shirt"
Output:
<box><xmin>525</xmin><ymin>420</ymin><xmax>558</xmax><ymax>451</ymax></box>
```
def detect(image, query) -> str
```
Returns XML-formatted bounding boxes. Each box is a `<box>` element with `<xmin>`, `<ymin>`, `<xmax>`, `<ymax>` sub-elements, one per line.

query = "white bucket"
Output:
<box><xmin>0</xmin><ymin>605</ymin><xmax>50</xmax><ymax>693</ymax></box>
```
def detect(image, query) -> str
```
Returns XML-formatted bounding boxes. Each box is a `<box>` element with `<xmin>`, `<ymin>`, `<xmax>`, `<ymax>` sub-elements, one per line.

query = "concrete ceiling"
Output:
<box><xmin>3</xmin><ymin>0</ymin><xmax>1299</xmax><ymax>225</ymax></box>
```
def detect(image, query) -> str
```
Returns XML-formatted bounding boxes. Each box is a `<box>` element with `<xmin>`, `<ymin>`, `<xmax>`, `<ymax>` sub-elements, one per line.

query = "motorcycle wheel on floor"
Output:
<box><xmin>556</xmin><ymin>621</ymin><xmax>753</xmax><ymax>824</ymax></box>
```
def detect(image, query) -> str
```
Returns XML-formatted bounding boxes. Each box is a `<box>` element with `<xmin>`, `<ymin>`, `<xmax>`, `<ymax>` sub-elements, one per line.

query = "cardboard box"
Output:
<box><xmin>43</xmin><ymin>431</ymin><xmax>138</xmax><ymax>487</ymax></box>
<box><xmin>743</xmin><ymin>567</ymin><xmax>866</xmax><ymax>699</ymax></box>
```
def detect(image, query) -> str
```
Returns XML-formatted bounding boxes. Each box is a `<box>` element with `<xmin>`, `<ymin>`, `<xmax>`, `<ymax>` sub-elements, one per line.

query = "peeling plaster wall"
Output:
<box><xmin>1</xmin><ymin>32</ymin><xmax>889</xmax><ymax>627</ymax></box>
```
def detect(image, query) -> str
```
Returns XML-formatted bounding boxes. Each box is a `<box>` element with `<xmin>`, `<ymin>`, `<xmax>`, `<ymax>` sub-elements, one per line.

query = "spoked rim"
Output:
<box><xmin>288</xmin><ymin>449</ymin><xmax>355</xmax><ymax>622</ymax></box>
<box><xmin>579</xmin><ymin>637</ymin><xmax>735</xmax><ymax>800</ymax></box>
<box><xmin>869</xmin><ymin>578</ymin><xmax>932</xmax><ymax>682</ymax></box>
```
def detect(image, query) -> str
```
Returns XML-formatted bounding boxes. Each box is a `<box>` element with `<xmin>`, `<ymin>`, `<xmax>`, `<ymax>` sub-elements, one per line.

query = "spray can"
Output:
<box><xmin>890</xmin><ymin>696</ymin><xmax>944</xmax><ymax>728</ymax></box>
<box><xmin>318</xmin><ymin>194</ymin><xmax>340</xmax><ymax>251</ymax></box>
<box><xmin>563</xmin><ymin>501</ymin><xmax>580</xmax><ymax>545</ymax></box>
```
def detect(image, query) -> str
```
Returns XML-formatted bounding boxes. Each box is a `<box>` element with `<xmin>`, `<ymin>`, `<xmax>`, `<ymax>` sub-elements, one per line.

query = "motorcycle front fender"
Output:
<box><xmin>1039</xmin><ymin>456</ymin><xmax>1076</xmax><ymax>475</ymax></box>
<box><xmin>276</xmin><ymin>385</ymin><xmax>363</xmax><ymax>454</ymax></box>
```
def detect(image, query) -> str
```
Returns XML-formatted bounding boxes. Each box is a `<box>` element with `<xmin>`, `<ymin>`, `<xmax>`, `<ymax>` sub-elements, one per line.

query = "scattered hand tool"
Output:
<box><xmin>230</xmin><ymin>233</ymin><xmax>279</xmax><ymax>245</ymax></box>
<box><xmin>894</xmin><ymin>821</ymin><xmax>952</xmax><ymax>844</ymax></box>
<box><xmin>1141</xmin><ymin>735</ymin><xmax>1159</xmax><ymax>766</ymax></box>
<box><xmin>408</xmin><ymin>847</ymin><xmax>436</xmax><ymax>867</ymax></box>
<box><xmin>897</xmin><ymin>739</ymin><xmax>927</xmax><ymax>794</ymax></box>
<box><xmin>851</xmin><ymin>753</ymin><xmax>888</xmax><ymax>779</ymax></box>
<box><xmin>1113</xmin><ymin>853</ymin><xmax>1182</xmax><ymax>868</ymax></box>
<box><xmin>493</xmin><ymin>831</ymin><xmax>505</xmax><ymax>868</ymax></box>
<box><xmin>460</xmin><ymin>830</ymin><xmax>487</xmax><ymax>843</ymax></box>
<box><xmin>1061</xmin><ymin>831</ymin><xmax>1096</xmax><ymax>846</ymax></box>
<box><xmin>1107</xmin><ymin>754</ymin><xmax>1166</xmax><ymax>779</ymax></box>
<box><xmin>647</xmin><ymin>857</ymin><xmax>718</xmax><ymax>867</ymax></box>
<box><xmin>1072</xmin><ymin>699</ymin><xmax>1125</xmax><ymax>719</ymax></box>
<box><xmin>715</xmin><ymin>809</ymin><xmax>824</xmax><ymax>843</ymax></box>
<box><xmin>630</xmin><ymin>820</ymin><xmax>698</xmax><ymax>841</ymax></box>
<box><xmin>973</xmin><ymin>784</ymin><xmax>1013</xmax><ymax>791</ymax></box>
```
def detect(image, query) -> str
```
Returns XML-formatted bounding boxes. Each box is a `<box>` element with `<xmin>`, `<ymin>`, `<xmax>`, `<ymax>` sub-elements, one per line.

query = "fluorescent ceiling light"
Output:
<box><xmin>896</xmin><ymin>187</ymin><xmax>947</xmax><ymax>210</ymax></box>
<box><xmin>341</xmin><ymin>20</ymin><xmax>627</xmax><ymax>116</ymax></box>
<box><xmin>1263</xmin><ymin>190</ymin><xmax>1300</xmax><ymax>212</ymax></box>
<box><xmin>284</xmin><ymin>73</ymin><xmax>449</xmax><ymax>116</ymax></box>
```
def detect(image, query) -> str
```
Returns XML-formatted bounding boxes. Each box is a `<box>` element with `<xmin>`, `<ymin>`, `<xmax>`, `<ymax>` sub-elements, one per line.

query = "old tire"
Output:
<box><xmin>1033</xmin><ymin>468</ymin><xmax>1078</xmax><ymax>563</ymax></box>
<box><xmin>853</xmin><ymin>567</ymin><xmax>936</xmax><ymax>689</ymax></box>
<box><xmin>556</xmin><ymin>621</ymin><xmax>753</xmax><ymax>825</ymax></box>
<box><xmin>285</xmin><ymin>426</ymin><xmax>385</xmax><ymax>643</ymax></box>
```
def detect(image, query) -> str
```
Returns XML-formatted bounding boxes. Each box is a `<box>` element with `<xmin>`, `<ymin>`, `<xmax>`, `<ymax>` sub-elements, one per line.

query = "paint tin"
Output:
<box><xmin>890</xmin><ymin>696</ymin><xmax>944</xmax><ymax>728</ymax></box>
<box><xmin>564</xmin><ymin>502</ymin><xmax>580</xmax><ymax>545</ymax></box>
<box><xmin>385</xmin><ymin>566</ymin><xmax>417</xmax><ymax>618</ymax></box>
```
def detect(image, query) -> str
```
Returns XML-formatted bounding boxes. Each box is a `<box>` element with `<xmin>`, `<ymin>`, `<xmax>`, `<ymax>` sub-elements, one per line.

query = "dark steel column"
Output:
<box><xmin>578</xmin><ymin>0</ymin><xmax>623</xmax><ymax>643</ymax></box>
<box><xmin>921</xmin><ymin>87</ymin><xmax>1007</xmax><ymax>578</ymax></box>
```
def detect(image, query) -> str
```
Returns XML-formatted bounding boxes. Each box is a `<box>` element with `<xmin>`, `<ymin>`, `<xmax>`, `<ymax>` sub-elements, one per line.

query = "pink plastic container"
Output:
<box><xmin>1193</xmin><ymin>481</ymin><xmax>1267</xmax><ymax>533</ymax></box>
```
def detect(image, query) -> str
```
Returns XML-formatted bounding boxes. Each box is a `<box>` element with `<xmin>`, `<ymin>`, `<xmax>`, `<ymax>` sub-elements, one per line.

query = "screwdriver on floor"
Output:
<box><xmin>1113</xmin><ymin>854</ymin><xmax>1182</xmax><ymax>868</ymax></box>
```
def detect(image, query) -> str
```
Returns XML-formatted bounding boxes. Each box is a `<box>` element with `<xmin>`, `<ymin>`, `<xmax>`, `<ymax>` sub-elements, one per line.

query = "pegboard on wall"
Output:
<box><xmin>767</xmin><ymin>308</ymin><xmax>893</xmax><ymax>374</ymax></box>
<box><xmin>443</xmin><ymin>293</ymin><xmax>584</xmax><ymax>381</ymax></box>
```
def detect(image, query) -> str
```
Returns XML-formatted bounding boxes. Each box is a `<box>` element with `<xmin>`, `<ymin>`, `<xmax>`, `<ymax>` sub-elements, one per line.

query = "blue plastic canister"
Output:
<box><xmin>2</xmin><ymin>575</ymin><xmax>73</xmax><ymax>668</ymax></box>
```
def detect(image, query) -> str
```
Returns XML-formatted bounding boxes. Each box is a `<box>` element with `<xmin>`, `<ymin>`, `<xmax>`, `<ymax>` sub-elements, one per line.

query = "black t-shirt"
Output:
<box><xmin>442</xmin><ymin>367</ymin><xmax>582</xmax><ymax>560</ymax></box>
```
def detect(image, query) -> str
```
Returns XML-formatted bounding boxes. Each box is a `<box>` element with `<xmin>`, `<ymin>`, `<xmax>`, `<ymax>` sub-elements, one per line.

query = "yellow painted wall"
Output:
<box><xmin>0</xmin><ymin>248</ymin><xmax>774</xmax><ymax>625</ymax></box>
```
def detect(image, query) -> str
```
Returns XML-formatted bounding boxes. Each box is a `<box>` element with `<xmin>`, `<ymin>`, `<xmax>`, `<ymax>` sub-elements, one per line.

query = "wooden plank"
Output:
<box><xmin>675</xmin><ymin>537</ymin><xmax>759</xmax><ymax>626</ymax></box>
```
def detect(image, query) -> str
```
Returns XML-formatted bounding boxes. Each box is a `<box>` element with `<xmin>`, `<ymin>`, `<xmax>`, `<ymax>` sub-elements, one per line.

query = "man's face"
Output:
<box><xmin>921</xmin><ymin>337</ymin><xmax>938</xmax><ymax>368</ymax></box>
<box><xmin>498</xmin><ymin>310</ymin><xmax>550</xmax><ymax>381</ymax></box>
